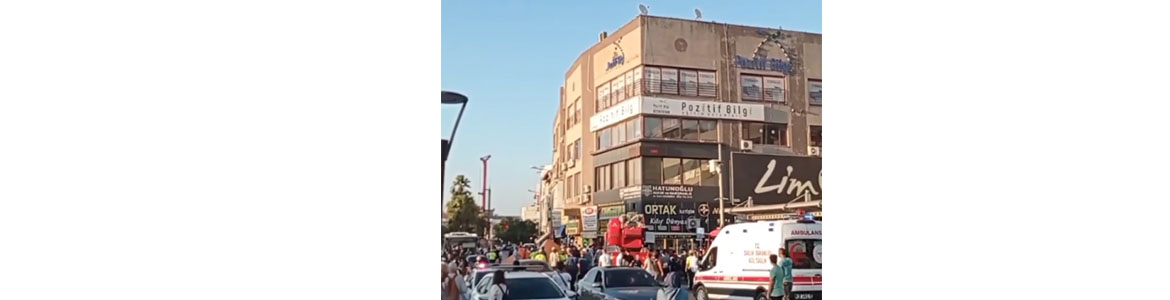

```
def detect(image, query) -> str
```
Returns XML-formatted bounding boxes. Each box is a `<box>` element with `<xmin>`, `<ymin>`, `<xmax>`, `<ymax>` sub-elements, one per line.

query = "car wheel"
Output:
<box><xmin>754</xmin><ymin>290</ymin><xmax>769</xmax><ymax>300</ymax></box>
<box><xmin>695</xmin><ymin>285</ymin><xmax>710</xmax><ymax>300</ymax></box>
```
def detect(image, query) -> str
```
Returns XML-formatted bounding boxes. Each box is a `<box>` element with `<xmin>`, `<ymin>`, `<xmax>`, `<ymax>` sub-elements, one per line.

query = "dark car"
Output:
<box><xmin>575</xmin><ymin>267</ymin><xmax>662</xmax><ymax>300</ymax></box>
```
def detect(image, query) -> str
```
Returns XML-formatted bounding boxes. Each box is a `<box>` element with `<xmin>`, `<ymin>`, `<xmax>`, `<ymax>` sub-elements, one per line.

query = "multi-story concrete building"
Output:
<box><xmin>550</xmin><ymin>15</ymin><xmax>822</xmax><ymax>249</ymax></box>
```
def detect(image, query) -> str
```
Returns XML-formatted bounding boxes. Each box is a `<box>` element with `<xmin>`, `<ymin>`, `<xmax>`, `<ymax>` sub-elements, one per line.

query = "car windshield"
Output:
<box><xmin>604</xmin><ymin>269</ymin><xmax>659</xmax><ymax>288</ymax></box>
<box><xmin>507</xmin><ymin>277</ymin><xmax>564</xmax><ymax>299</ymax></box>
<box><xmin>473</xmin><ymin>271</ymin><xmax>493</xmax><ymax>286</ymax></box>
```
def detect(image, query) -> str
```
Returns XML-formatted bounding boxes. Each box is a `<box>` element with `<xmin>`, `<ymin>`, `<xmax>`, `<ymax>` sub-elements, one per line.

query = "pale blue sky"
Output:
<box><xmin>441</xmin><ymin>0</ymin><xmax>821</xmax><ymax>216</ymax></box>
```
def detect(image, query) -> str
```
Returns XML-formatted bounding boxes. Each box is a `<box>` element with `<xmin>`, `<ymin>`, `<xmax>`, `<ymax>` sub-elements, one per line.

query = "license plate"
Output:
<box><xmin>793</xmin><ymin>293</ymin><xmax>817</xmax><ymax>300</ymax></box>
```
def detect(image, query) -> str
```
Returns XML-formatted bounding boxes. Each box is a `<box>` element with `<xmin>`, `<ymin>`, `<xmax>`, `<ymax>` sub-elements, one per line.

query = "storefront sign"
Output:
<box><xmin>731</xmin><ymin>153</ymin><xmax>822</xmax><ymax>206</ymax></box>
<box><xmin>565</xmin><ymin>220</ymin><xmax>580</xmax><ymax>235</ymax></box>
<box><xmin>640</xmin><ymin>201</ymin><xmax>715</xmax><ymax>233</ymax></box>
<box><xmin>642</xmin><ymin>97</ymin><xmax>765</xmax><ymax>121</ymax></box>
<box><xmin>590</xmin><ymin>96</ymin><xmax>767</xmax><ymax>132</ymax></box>
<box><xmin>590</xmin><ymin>97</ymin><xmax>640</xmax><ymax>131</ymax></box>
<box><xmin>734</xmin><ymin>55</ymin><xmax>793</xmax><ymax>74</ymax></box>
<box><xmin>599</xmin><ymin>205</ymin><xmax>625</xmax><ymax>219</ymax></box>
<box><xmin>581</xmin><ymin>206</ymin><xmax>599</xmax><ymax>234</ymax></box>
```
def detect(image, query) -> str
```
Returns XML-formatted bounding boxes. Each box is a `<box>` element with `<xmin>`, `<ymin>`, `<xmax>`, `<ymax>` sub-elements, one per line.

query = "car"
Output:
<box><xmin>575</xmin><ymin>267</ymin><xmax>662</xmax><ymax>300</ymax></box>
<box><xmin>517</xmin><ymin>259</ymin><xmax>551</xmax><ymax>272</ymax></box>
<box><xmin>472</xmin><ymin>271</ymin><xmax>579</xmax><ymax>300</ymax></box>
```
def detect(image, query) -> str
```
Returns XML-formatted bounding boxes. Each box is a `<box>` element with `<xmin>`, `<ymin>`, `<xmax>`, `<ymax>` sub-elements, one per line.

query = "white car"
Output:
<box><xmin>472</xmin><ymin>271</ymin><xmax>579</xmax><ymax>300</ymax></box>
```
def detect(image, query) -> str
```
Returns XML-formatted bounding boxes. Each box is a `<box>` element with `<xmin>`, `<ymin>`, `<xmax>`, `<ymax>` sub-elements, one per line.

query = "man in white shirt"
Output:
<box><xmin>598</xmin><ymin>249</ymin><xmax>613</xmax><ymax>267</ymax></box>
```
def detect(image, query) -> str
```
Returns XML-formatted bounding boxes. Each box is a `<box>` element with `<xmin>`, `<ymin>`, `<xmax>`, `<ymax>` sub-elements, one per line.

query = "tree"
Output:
<box><xmin>493</xmin><ymin>217</ymin><xmax>539</xmax><ymax>245</ymax></box>
<box><xmin>446</xmin><ymin>175</ymin><xmax>487</xmax><ymax>236</ymax></box>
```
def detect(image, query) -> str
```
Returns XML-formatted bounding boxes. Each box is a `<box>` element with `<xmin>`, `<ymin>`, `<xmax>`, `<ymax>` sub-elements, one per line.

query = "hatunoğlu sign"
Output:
<box><xmin>730</xmin><ymin>153</ymin><xmax>822</xmax><ymax>207</ymax></box>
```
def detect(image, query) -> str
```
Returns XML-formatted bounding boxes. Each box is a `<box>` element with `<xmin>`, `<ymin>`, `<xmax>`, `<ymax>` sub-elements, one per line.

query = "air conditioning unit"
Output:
<box><xmin>809</xmin><ymin>146</ymin><xmax>822</xmax><ymax>156</ymax></box>
<box><xmin>739</xmin><ymin>140</ymin><xmax>754</xmax><ymax>151</ymax></box>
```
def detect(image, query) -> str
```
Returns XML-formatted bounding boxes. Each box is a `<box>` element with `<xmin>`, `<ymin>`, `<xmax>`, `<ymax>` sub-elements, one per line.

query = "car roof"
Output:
<box><xmin>483</xmin><ymin>271</ymin><xmax>552</xmax><ymax>279</ymax></box>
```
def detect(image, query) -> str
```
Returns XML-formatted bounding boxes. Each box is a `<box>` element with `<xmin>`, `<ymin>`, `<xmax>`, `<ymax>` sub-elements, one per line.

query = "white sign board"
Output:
<box><xmin>581</xmin><ymin>206</ymin><xmax>599</xmax><ymax>233</ymax></box>
<box><xmin>590</xmin><ymin>96</ymin><xmax>767</xmax><ymax>132</ymax></box>
<box><xmin>589</xmin><ymin>97</ymin><xmax>640</xmax><ymax>131</ymax></box>
<box><xmin>642</xmin><ymin>97</ymin><xmax>766</xmax><ymax>121</ymax></box>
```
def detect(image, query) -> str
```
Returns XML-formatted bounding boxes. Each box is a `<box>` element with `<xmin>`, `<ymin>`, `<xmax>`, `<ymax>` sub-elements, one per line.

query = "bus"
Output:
<box><xmin>444</xmin><ymin>232</ymin><xmax>480</xmax><ymax>250</ymax></box>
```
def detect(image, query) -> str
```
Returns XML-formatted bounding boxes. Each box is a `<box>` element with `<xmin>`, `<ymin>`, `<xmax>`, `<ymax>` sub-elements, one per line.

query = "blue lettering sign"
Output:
<box><xmin>606</xmin><ymin>54</ymin><xmax>625</xmax><ymax>70</ymax></box>
<box><xmin>734</xmin><ymin>55</ymin><xmax>793</xmax><ymax>74</ymax></box>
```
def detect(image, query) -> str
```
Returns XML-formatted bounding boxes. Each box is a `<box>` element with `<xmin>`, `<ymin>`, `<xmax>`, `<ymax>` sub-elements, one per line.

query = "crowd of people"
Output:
<box><xmin>441</xmin><ymin>240</ymin><xmax>715</xmax><ymax>300</ymax></box>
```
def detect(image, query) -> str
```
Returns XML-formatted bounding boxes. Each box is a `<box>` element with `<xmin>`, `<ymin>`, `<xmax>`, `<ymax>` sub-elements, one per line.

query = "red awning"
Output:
<box><xmin>708</xmin><ymin>226</ymin><xmax>722</xmax><ymax>238</ymax></box>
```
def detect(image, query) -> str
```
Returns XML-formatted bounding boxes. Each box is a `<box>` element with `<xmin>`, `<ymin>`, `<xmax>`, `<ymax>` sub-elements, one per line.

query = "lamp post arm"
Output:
<box><xmin>447</xmin><ymin>102</ymin><xmax>468</xmax><ymax>148</ymax></box>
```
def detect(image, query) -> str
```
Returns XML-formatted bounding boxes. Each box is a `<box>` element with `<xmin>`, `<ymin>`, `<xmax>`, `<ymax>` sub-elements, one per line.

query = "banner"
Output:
<box><xmin>731</xmin><ymin>153</ymin><xmax>822</xmax><ymax>206</ymax></box>
<box><xmin>581</xmin><ymin>206</ymin><xmax>599</xmax><ymax>234</ymax></box>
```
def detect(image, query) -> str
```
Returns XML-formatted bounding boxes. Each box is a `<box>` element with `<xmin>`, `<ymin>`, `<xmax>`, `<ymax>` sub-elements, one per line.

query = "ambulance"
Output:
<box><xmin>693</xmin><ymin>216</ymin><xmax>822</xmax><ymax>300</ymax></box>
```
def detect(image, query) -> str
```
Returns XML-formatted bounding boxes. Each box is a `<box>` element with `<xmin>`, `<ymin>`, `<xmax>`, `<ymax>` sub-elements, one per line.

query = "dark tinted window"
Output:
<box><xmin>645</xmin><ymin>117</ymin><xmax>663</xmax><ymax>138</ymax></box>
<box><xmin>643</xmin><ymin>157</ymin><xmax>662</xmax><ymax>185</ymax></box>
<box><xmin>604</xmin><ymin>269</ymin><xmax>659</xmax><ymax>288</ymax></box>
<box><xmin>681</xmin><ymin>119</ymin><xmax>699</xmax><ymax>140</ymax></box>
<box><xmin>786</xmin><ymin>239</ymin><xmax>822</xmax><ymax>269</ymax></box>
<box><xmin>507</xmin><ymin>278</ymin><xmax>565</xmax><ymax>299</ymax></box>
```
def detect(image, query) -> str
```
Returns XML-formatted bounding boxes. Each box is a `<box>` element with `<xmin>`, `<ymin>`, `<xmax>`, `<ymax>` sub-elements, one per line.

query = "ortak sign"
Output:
<box><xmin>730</xmin><ymin>153</ymin><xmax>822</xmax><ymax>206</ymax></box>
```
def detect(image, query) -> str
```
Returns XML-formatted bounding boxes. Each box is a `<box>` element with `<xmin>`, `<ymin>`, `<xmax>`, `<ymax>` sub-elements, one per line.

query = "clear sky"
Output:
<box><xmin>441</xmin><ymin>0</ymin><xmax>821</xmax><ymax>217</ymax></box>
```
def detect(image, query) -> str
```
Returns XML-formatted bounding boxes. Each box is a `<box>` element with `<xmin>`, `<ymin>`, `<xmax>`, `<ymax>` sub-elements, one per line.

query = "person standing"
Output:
<box><xmin>685</xmin><ymin>250</ymin><xmax>698</xmax><ymax>287</ymax></box>
<box><xmin>487</xmin><ymin>270</ymin><xmax>509</xmax><ymax>300</ymax></box>
<box><xmin>566</xmin><ymin>249</ymin><xmax>580</xmax><ymax>291</ymax></box>
<box><xmin>769</xmin><ymin>250</ymin><xmax>794</xmax><ymax>300</ymax></box>
<box><xmin>597</xmin><ymin>248</ymin><xmax>614</xmax><ymax>268</ymax></box>
<box><xmin>644</xmin><ymin>252</ymin><xmax>662</xmax><ymax>281</ymax></box>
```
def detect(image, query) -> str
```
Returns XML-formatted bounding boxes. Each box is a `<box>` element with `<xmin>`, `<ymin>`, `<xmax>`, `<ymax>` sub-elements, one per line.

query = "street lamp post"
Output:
<box><xmin>441</xmin><ymin>91</ymin><xmax>469</xmax><ymax>213</ymax></box>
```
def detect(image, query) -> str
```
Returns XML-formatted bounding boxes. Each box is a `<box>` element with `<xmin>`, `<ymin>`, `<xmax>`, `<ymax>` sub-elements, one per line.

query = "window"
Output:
<box><xmin>626</xmin><ymin>118</ymin><xmax>641</xmax><ymax>141</ymax></box>
<box><xmin>627</xmin><ymin>158</ymin><xmax>641</xmax><ymax>186</ymax></box>
<box><xmin>680</xmin><ymin>70</ymin><xmax>698</xmax><ymax>96</ymax></box>
<box><xmin>701</xmin><ymin>247</ymin><xmax>718</xmax><ymax>270</ymax></box>
<box><xmin>763</xmin><ymin>77</ymin><xmax>785</xmax><ymax>102</ymax></box>
<box><xmin>698</xmin><ymin>71</ymin><xmax>717</xmax><ymax>97</ymax></box>
<box><xmin>645</xmin><ymin>67</ymin><xmax>661</xmax><ymax>94</ymax></box>
<box><xmin>681</xmin><ymin>119</ymin><xmax>699</xmax><ymax>140</ymax></box>
<box><xmin>596</xmin><ymin>165</ymin><xmax>610</xmax><ymax>192</ymax></box>
<box><xmin>741</xmin><ymin>75</ymin><xmax>762</xmax><ymax>101</ymax></box>
<box><xmin>613</xmin><ymin>123</ymin><xmax>625</xmax><ymax>146</ymax></box>
<box><xmin>506</xmin><ymin>277</ymin><xmax>567</xmax><ymax>299</ymax></box>
<box><xmin>632</xmin><ymin>68</ymin><xmax>643</xmax><ymax>96</ymax></box>
<box><xmin>700</xmin><ymin>160</ymin><xmax>718</xmax><ymax>186</ymax></box>
<box><xmin>786</xmin><ymin>239</ymin><xmax>822</xmax><ymax>269</ymax></box>
<box><xmin>742</xmin><ymin>122</ymin><xmax>787</xmax><ymax>146</ymax></box>
<box><xmin>742</xmin><ymin>74</ymin><xmax>785</xmax><ymax>103</ymax></box>
<box><xmin>809</xmin><ymin>79</ymin><xmax>822</xmax><ymax>106</ymax></box>
<box><xmin>644</xmin><ymin>117</ymin><xmax>663</xmax><ymax>139</ymax></box>
<box><xmin>573</xmin><ymin>139</ymin><xmax>581</xmax><ymax>161</ymax></box>
<box><xmin>699</xmin><ymin>120</ymin><xmax>718</xmax><ymax>141</ymax></box>
<box><xmin>661</xmin><ymin>68</ymin><xmax>679</xmax><ymax>94</ymax></box>
<box><xmin>567</xmin><ymin>174</ymin><xmax>575</xmax><ymax>197</ymax></box>
<box><xmin>612</xmin><ymin>76</ymin><xmax>626</xmax><ymax>102</ymax></box>
<box><xmin>662</xmin><ymin>158</ymin><xmax>682</xmax><ymax>185</ymax></box>
<box><xmin>682</xmin><ymin>159</ymin><xmax>701</xmax><ymax>185</ymax></box>
<box><xmin>643</xmin><ymin>157</ymin><xmax>662</xmax><ymax>185</ymax></box>
<box><xmin>612</xmin><ymin>160</ymin><xmax>626</xmax><ymax>188</ymax></box>
<box><xmin>599</xmin><ymin>128</ymin><xmax>611</xmax><ymax>150</ymax></box>
<box><xmin>662</xmin><ymin>118</ymin><xmax>681</xmax><ymax>139</ymax></box>
<box><xmin>624</xmin><ymin>72</ymin><xmax>635</xmax><ymax>97</ymax></box>
<box><xmin>598</xmin><ymin>82</ymin><xmax>610</xmax><ymax>110</ymax></box>
<box><xmin>603</xmin><ymin>269</ymin><xmax>659</xmax><ymax>288</ymax></box>
<box><xmin>810</xmin><ymin>125</ymin><xmax>822</xmax><ymax>147</ymax></box>
<box><xmin>573</xmin><ymin>98</ymin><xmax>581</xmax><ymax>124</ymax></box>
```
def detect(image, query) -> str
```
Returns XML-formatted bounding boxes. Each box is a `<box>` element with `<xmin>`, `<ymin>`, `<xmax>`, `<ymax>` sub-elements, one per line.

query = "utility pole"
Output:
<box><xmin>480</xmin><ymin>155</ymin><xmax>491</xmax><ymax>211</ymax></box>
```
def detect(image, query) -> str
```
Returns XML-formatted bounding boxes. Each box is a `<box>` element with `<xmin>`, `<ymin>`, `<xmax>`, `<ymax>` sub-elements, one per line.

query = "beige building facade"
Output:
<box><xmin>550</xmin><ymin>16</ymin><xmax>822</xmax><ymax>247</ymax></box>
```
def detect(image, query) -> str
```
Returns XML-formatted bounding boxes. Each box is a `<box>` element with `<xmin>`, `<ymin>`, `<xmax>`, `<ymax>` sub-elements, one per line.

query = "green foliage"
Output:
<box><xmin>445</xmin><ymin>175</ymin><xmax>487</xmax><ymax>236</ymax></box>
<box><xmin>493</xmin><ymin>217</ymin><xmax>539</xmax><ymax>244</ymax></box>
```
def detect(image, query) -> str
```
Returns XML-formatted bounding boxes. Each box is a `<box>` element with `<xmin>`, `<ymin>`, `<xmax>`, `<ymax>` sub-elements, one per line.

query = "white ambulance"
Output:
<box><xmin>693</xmin><ymin>217</ymin><xmax>822</xmax><ymax>300</ymax></box>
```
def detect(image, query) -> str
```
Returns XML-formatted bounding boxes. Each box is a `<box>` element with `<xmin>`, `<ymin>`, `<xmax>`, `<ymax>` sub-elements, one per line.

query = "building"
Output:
<box><xmin>549</xmin><ymin>15</ymin><xmax>823</xmax><ymax>249</ymax></box>
<box><xmin>521</xmin><ymin>204</ymin><xmax>540</xmax><ymax>223</ymax></box>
